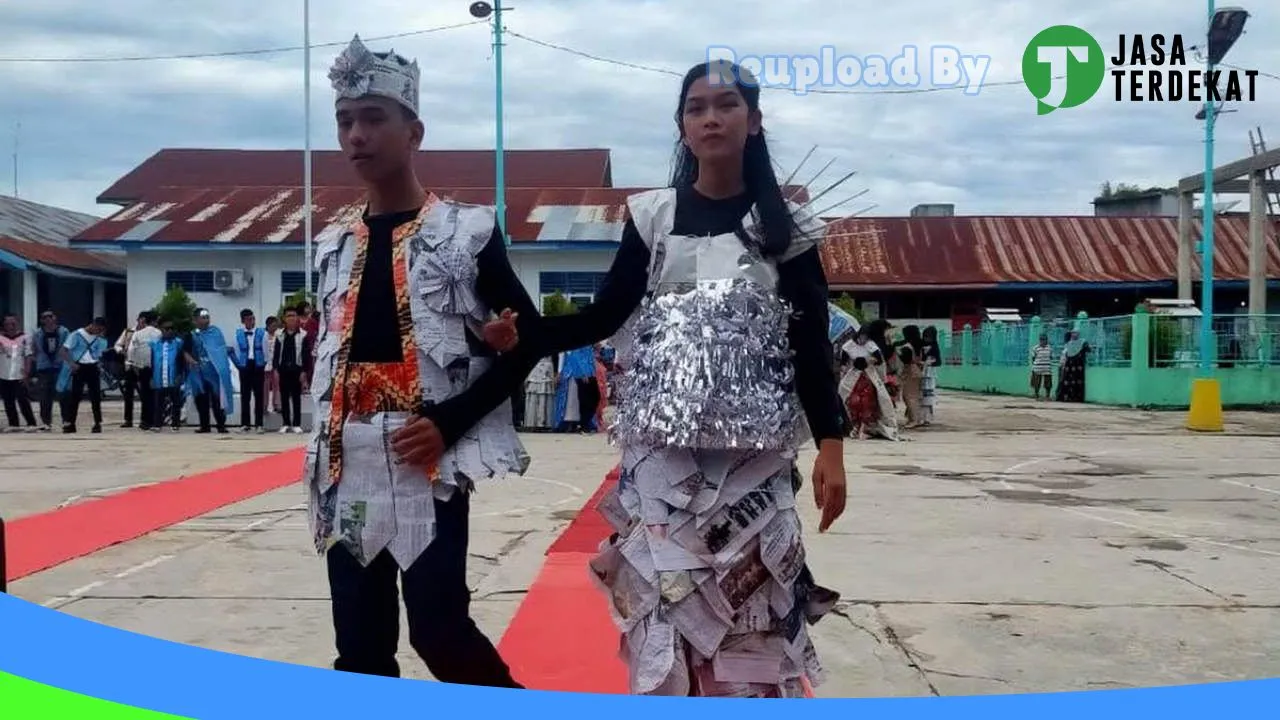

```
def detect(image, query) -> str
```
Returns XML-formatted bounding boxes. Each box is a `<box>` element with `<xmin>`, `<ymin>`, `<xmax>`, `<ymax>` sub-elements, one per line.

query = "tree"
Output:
<box><xmin>541</xmin><ymin>291</ymin><xmax>577</xmax><ymax>317</ymax></box>
<box><xmin>831</xmin><ymin>293</ymin><xmax>867</xmax><ymax>324</ymax></box>
<box><xmin>277</xmin><ymin>289</ymin><xmax>317</xmax><ymax>321</ymax></box>
<box><xmin>1096</xmin><ymin>181</ymin><xmax>1166</xmax><ymax>201</ymax></box>
<box><xmin>152</xmin><ymin>285</ymin><xmax>198</xmax><ymax>334</ymax></box>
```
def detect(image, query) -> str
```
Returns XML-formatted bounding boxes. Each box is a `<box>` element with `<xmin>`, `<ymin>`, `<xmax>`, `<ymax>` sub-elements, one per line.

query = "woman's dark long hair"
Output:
<box><xmin>670</xmin><ymin>60</ymin><xmax>798</xmax><ymax>258</ymax></box>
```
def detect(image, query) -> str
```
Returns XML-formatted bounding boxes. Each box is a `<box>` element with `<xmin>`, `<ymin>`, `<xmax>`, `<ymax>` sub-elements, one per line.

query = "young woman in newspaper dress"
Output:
<box><xmin>430</xmin><ymin>60</ymin><xmax>849</xmax><ymax>696</ymax></box>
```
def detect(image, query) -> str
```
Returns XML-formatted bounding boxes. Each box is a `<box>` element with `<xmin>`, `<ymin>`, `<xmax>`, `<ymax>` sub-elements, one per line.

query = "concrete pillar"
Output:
<box><xmin>1176</xmin><ymin>191</ymin><xmax>1195</xmax><ymax>300</ymax></box>
<box><xmin>92</xmin><ymin>280</ymin><xmax>105</xmax><ymax>319</ymax></box>
<box><xmin>22</xmin><ymin>269</ymin><xmax>37</xmax><ymax>332</ymax></box>
<box><xmin>1248</xmin><ymin>170</ymin><xmax>1266</xmax><ymax>317</ymax></box>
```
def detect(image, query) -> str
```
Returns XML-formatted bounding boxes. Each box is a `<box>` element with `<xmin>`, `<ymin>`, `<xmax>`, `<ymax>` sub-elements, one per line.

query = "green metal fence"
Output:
<box><xmin>936</xmin><ymin>308</ymin><xmax>1280</xmax><ymax>407</ymax></box>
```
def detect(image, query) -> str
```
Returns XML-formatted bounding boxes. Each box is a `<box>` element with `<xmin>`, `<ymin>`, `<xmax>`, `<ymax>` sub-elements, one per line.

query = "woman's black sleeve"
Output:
<box><xmin>777</xmin><ymin>246</ymin><xmax>847</xmax><ymax>445</ymax></box>
<box><xmin>536</xmin><ymin>218</ymin><xmax>649</xmax><ymax>355</ymax></box>
<box><xmin>420</xmin><ymin>220</ymin><xmax>649</xmax><ymax>447</ymax></box>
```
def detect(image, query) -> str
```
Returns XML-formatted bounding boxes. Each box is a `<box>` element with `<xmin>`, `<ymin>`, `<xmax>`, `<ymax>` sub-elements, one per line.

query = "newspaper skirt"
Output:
<box><xmin>588</xmin><ymin>443</ymin><xmax>838</xmax><ymax>697</ymax></box>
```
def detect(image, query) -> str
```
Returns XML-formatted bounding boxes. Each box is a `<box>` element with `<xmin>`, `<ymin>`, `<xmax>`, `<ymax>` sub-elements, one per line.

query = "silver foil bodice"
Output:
<box><xmin>612</xmin><ymin>224</ymin><xmax>808</xmax><ymax>452</ymax></box>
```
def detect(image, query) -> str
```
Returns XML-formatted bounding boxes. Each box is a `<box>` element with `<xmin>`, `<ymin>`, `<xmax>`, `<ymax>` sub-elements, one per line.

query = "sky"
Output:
<box><xmin>1</xmin><ymin>0</ymin><xmax>1278</xmax><ymax>221</ymax></box>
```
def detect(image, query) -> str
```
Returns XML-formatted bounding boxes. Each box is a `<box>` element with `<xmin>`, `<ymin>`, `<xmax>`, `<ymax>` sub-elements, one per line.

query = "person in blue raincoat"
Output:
<box><xmin>150</xmin><ymin>318</ymin><xmax>189</xmax><ymax>431</ymax></box>
<box><xmin>181</xmin><ymin>308</ymin><xmax>235</xmax><ymax>434</ymax></box>
<box><xmin>551</xmin><ymin>345</ymin><xmax>600</xmax><ymax>432</ymax></box>
<box><xmin>56</xmin><ymin>316</ymin><xmax>109</xmax><ymax>433</ymax></box>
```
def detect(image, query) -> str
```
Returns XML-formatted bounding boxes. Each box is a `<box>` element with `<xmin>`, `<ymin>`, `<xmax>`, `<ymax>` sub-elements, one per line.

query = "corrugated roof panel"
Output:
<box><xmin>0</xmin><ymin>194</ymin><xmax>99</xmax><ymax>246</ymax></box>
<box><xmin>819</xmin><ymin>215</ymin><xmax>1279</xmax><ymax>286</ymax></box>
<box><xmin>118</xmin><ymin>220</ymin><xmax>169</xmax><ymax>241</ymax></box>
<box><xmin>97</xmin><ymin>148</ymin><xmax>617</xmax><ymax>204</ymax></box>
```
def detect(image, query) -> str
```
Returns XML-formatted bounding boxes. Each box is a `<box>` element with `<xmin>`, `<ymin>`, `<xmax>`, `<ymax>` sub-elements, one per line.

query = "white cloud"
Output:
<box><xmin>0</xmin><ymin>0</ymin><xmax>1277</xmax><ymax>218</ymax></box>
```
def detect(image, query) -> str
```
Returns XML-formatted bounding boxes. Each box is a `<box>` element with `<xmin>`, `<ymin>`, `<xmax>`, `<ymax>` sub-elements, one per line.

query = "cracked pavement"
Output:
<box><xmin>5</xmin><ymin>394</ymin><xmax>1280</xmax><ymax>694</ymax></box>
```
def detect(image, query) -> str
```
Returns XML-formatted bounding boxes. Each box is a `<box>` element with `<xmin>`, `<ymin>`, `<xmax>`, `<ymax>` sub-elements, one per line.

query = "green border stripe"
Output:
<box><xmin>0</xmin><ymin>671</ymin><xmax>191</xmax><ymax>719</ymax></box>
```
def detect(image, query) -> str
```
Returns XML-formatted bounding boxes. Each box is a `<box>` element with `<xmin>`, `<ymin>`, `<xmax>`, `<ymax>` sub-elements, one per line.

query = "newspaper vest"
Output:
<box><xmin>609</xmin><ymin>188</ymin><xmax>822</xmax><ymax>453</ymax></box>
<box><xmin>303</xmin><ymin>199</ymin><xmax>529</xmax><ymax>563</ymax></box>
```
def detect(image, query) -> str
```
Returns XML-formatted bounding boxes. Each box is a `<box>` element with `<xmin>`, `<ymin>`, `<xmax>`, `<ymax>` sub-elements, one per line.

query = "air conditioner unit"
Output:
<box><xmin>213</xmin><ymin>269</ymin><xmax>249</xmax><ymax>292</ymax></box>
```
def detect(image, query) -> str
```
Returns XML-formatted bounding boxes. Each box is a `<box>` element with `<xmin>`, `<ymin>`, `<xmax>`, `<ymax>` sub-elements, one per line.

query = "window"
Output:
<box><xmin>164</xmin><ymin>271</ymin><xmax>215</xmax><ymax>293</ymax></box>
<box><xmin>281</xmin><ymin>271</ymin><xmax>320</xmax><ymax>294</ymax></box>
<box><xmin>539</xmin><ymin>271</ymin><xmax>608</xmax><ymax>297</ymax></box>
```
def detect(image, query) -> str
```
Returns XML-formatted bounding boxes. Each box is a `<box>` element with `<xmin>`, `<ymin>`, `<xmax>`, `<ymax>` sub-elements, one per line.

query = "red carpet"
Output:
<box><xmin>4</xmin><ymin>448</ymin><xmax>305</xmax><ymax>583</ymax></box>
<box><xmin>500</xmin><ymin>465</ymin><xmax>815</xmax><ymax>697</ymax></box>
<box><xmin>499</xmin><ymin>467</ymin><xmax>627</xmax><ymax>693</ymax></box>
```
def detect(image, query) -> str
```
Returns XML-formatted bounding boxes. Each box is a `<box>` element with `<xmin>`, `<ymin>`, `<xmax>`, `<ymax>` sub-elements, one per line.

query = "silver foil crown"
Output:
<box><xmin>329</xmin><ymin>35</ymin><xmax>420</xmax><ymax>116</ymax></box>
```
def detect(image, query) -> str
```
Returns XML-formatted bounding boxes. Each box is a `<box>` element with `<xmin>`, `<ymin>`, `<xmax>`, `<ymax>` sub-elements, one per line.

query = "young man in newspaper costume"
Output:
<box><xmin>306</xmin><ymin>35</ymin><xmax>539</xmax><ymax>686</ymax></box>
<box><xmin>421</xmin><ymin>60</ymin><xmax>849</xmax><ymax>697</ymax></box>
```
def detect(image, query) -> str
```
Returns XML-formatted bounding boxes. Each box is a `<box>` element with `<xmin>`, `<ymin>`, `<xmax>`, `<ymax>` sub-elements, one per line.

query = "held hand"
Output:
<box><xmin>482</xmin><ymin>309</ymin><xmax>519</xmax><ymax>352</ymax></box>
<box><xmin>811</xmin><ymin>440</ymin><xmax>847</xmax><ymax>533</ymax></box>
<box><xmin>389</xmin><ymin>415</ymin><xmax>444</xmax><ymax>480</ymax></box>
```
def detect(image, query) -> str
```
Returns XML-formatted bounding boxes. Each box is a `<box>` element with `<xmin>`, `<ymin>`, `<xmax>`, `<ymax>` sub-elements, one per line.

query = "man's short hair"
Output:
<box><xmin>284</xmin><ymin>307</ymin><xmax>299</xmax><ymax>316</ymax></box>
<box><xmin>241</xmin><ymin>308</ymin><xmax>254</xmax><ymax>319</ymax></box>
<box><xmin>92</xmin><ymin>316</ymin><xmax>107</xmax><ymax>326</ymax></box>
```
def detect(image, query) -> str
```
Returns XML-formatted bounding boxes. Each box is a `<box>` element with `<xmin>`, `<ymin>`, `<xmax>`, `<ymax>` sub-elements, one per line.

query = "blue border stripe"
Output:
<box><xmin>0</xmin><ymin>593</ymin><xmax>1277</xmax><ymax>718</ymax></box>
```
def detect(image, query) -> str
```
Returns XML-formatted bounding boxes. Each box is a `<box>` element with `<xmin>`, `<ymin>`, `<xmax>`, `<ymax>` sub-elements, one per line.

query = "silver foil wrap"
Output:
<box><xmin>612</xmin><ymin>278</ymin><xmax>805</xmax><ymax>451</ymax></box>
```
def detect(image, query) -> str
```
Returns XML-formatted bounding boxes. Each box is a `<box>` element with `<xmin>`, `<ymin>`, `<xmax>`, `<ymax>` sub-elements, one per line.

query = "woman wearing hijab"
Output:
<box><xmin>838</xmin><ymin>326</ymin><xmax>899</xmax><ymax>441</ymax></box>
<box><xmin>919</xmin><ymin>326</ymin><xmax>941</xmax><ymax>424</ymax></box>
<box><xmin>1056</xmin><ymin>331</ymin><xmax>1090</xmax><ymax>402</ymax></box>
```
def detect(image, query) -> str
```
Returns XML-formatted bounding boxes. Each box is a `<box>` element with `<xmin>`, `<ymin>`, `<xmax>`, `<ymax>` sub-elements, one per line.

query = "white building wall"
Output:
<box><xmin>126</xmin><ymin>249</ymin><xmax>309</xmax><ymax>325</ymax></box>
<box><xmin>126</xmin><ymin>245</ymin><xmax>619</xmax><ymax>324</ymax></box>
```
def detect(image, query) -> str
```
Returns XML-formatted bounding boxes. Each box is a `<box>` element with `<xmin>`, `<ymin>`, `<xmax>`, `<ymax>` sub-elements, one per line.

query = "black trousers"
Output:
<box><xmin>576</xmin><ymin>376</ymin><xmax>600</xmax><ymax>431</ymax></box>
<box><xmin>62</xmin><ymin>364</ymin><xmax>103</xmax><ymax>428</ymax></box>
<box><xmin>121</xmin><ymin>367</ymin><xmax>154</xmax><ymax>427</ymax></box>
<box><xmin>35</xmin><ymin>368</ymin><xmax>59</xmax><ymax>426</ymax></box>
<box><xmin>194</xmin><ymin>390</ymin><xmax>227</xmax><ymax>431</ymax></box>
<box><xmin>154</xmin><ymin>387</ymin><xmax>184</xmax><ymax>429</ymax></box>
<box><xmin>326</xmin><ymin>490</ymin><xmax>521</xmax><ymax>687</ymax></box>
<box><xmin>238</xmin><ymin>365</ymin><xmax>265</xmax><ymax>428</ymax></box>
<box><xmin>0</xmin><ymin>379</ymin><xmax>37</xmax><ymax>427</ymax></box>
<box><xmin>278</xmin><ymin>368</ymin><xmax>304</xmax><ymax>427</ymax></box>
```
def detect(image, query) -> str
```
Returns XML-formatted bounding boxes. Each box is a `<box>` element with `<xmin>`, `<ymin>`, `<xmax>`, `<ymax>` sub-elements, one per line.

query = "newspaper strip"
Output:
<box><xmin>708</xmin><ymin>484</ymin><xmax>780</xmax><ymax>563</ymax></box>
<box><xmin>759</xmin><ymin>510</ymin><xmax>804</xmax><ymax>589</ymax></box>
<box><xmin>716</xmin><ymin>540</ymin><xmax>771</xmax><ymax>611</ymax></box>
<box><xmin>711</xmin><ymin>633</ymin><xmax>786</xmax><ymax>685</ymax></box>
<box><xmin>632</xmin><ymin>618</ymin><xmax>677</xmax><ymax>694</ymax></box>
<box><xmin>696</xmin><ymin>452</ymin><xmax>786</xmax><ymax>526</ymax></box>
<box><xmin>659</xmin><ymin>571</ymin><xmax>699</xmax><ymax>604</ymax></box>
<box><xmin>596</xmin><ymin>485</ymin><xmax>633</xmax><ymax>536</ymax></box>
<box><xmin>728</xmin><ymin>585</ymin><xmax>773</xmax><ymax>635</ymax></box>
<box><xmin>691</xmin><ymin>662</ymin><xmax>779</xmax><ymax>698</ymax></box>
<box><xmin>665</xmin><ymin>589</ymin><xmax>732</xmax><ymax>659</ymax></box>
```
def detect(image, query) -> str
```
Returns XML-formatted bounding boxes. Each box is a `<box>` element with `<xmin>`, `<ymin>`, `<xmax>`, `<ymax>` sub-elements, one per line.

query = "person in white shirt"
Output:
<box><xmin>0</xmin><ymin>313</ymin><xmax>38</xmax><ymax>431</ymax></box>
<box><xmin>57</xmin><ymin>316</ymin><xmax>109</xmax><ymax>433</ymax></box>
<box><xmin>115</xmin><ymin>312</ymin><xmax>161</xmax><ymax>429</ymax></box>
<box><xmin>125</xmin><ymin>312</ymin><xmax>162</xmax><ymax>429</ymax></box>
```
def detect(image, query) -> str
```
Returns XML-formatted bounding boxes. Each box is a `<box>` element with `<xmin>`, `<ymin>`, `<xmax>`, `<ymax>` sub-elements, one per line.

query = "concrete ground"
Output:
<box><xmin>4</xmin><ymin>394</ymin><xmax>1280</xmax><ymax>696</ymax></box>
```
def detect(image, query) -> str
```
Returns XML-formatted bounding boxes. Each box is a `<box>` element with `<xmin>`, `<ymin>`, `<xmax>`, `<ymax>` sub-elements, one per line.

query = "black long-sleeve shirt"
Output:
<box><xmin>422</xmin><ymin>187</ymin><xmax>847</xmax><ymax>447</ymax></box>
<box><xmin>344</xmin><ymin>207</ymin><xmax>540</xmax><ymax>445</ymax></box>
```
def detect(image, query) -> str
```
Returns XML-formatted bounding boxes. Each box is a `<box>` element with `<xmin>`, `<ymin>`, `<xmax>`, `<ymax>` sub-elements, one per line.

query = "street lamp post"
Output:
<box><xmin>470</xmin><ymin>2</ymin><xmax>510</xmax><ymax>246</ymax></box>
<box><xmin>303</xmin><ymin>0</ymin><xmax>314</xmax><ymax>299</ymax></box>
<box><xmin>1187</xmin><ymin>3</ymin><xmax>1249</xmax><ymax>432</ymax></box>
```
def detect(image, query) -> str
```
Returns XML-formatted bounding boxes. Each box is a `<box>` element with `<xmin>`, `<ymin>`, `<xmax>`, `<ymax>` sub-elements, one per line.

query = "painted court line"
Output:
<box><xmin>5</xmin><ymin>447</ymin><xmax>306</xmax><ymax>583</ymax></box>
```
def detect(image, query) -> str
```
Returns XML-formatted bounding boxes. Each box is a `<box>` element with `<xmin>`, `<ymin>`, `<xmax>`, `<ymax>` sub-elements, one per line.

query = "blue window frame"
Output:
<box><xmin>281</xmin><ymin>271</ymin><xmax>320</xmax><ymax>294</ymax></box>
<box><xmin>164</xmin><ymin>270</ymin><xmax>215</xmax><ymax>293</ymax></box>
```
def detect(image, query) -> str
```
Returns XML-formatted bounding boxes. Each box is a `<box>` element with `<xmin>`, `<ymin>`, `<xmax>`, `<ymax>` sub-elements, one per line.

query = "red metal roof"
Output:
<box><xmin>74</xmin><ymin>187</ymin><xmax>645</xmax><ymax>244</ymax></box>
<box><xmin>74</xmin><ymin>185</ymin><xmax>816</xmax><ymax>245</ymax></box>
<box><xmin>97</xmin><ymin>148</ymin><xmax>615</xmax><ymax>204</ymax></box>
<box><xmin>0</xmin><ymin>235</ymin><xmax>124</xmax><ymax>275</ymax></box>
<box><xmin>819</xmin><ymin>215</ymin><xmax>1280</xmax><ymax>287</ymax></box>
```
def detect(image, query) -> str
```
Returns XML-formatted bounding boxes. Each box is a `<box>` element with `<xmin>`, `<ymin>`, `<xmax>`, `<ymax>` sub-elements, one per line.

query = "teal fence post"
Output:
<box><xmin>962</xmin><ymin>324</ymin><xmax>973</xmax><ymax>367</ymax></box>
